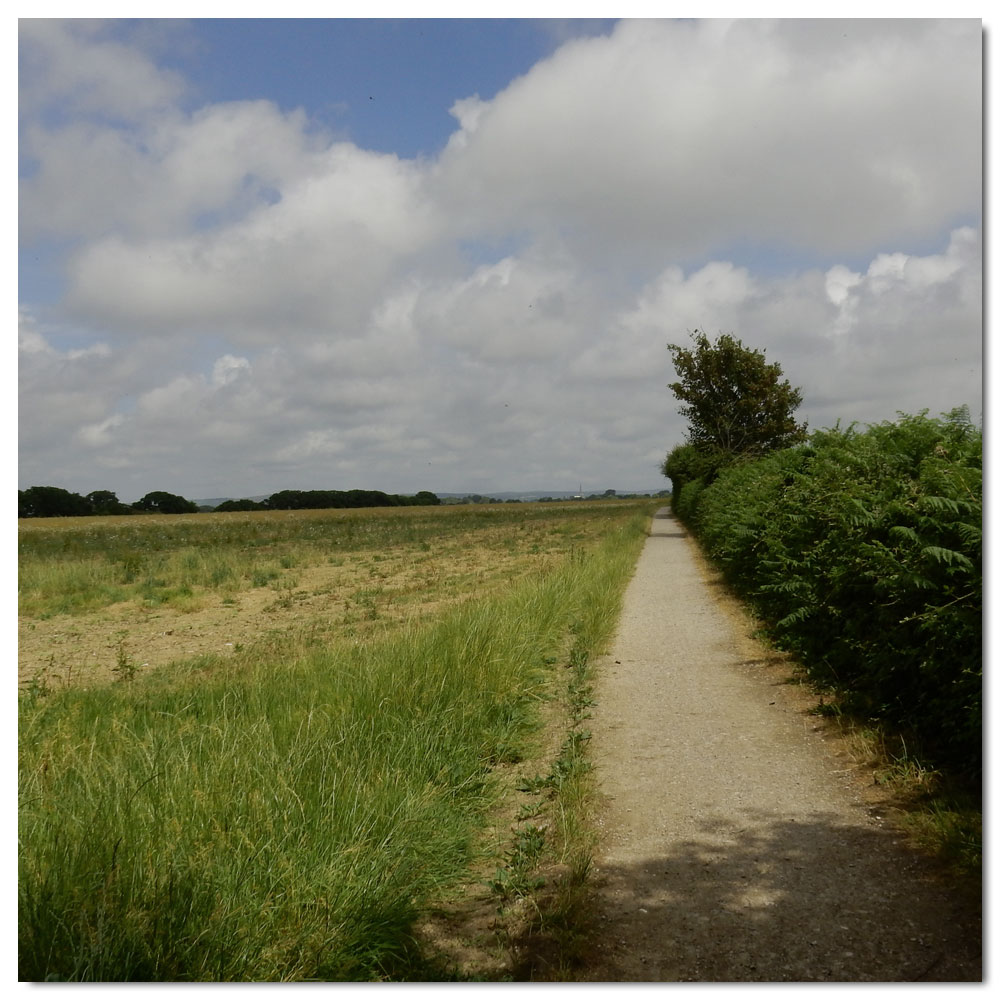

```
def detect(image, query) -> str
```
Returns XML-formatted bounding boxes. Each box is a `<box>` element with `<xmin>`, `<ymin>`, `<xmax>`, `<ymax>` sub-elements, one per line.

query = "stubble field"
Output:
<box><xmin>20</xmin><ymin>501</ymin><xmax>643</xmax><ymax>690</ymax></box>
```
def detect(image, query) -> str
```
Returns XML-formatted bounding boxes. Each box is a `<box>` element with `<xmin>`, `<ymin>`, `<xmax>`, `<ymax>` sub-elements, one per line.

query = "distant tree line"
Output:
<box><xmin>217</xmin><ymin>489</ymin><xmax>441</xmax><ymax>512</ymax></box>
<box><xmin>17</xmin><ymin>485</ymin><xmax>441</xmax><ymax>518</ymax></box>
<box><xmin>18</xmin><ymin>487</ymin><xmax>199</xmax><ymax>518</ymax></box>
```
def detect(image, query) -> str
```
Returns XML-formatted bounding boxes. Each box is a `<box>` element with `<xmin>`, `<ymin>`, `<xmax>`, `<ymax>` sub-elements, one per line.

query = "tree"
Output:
<box><xmin>132</xmin><ymin>491</ymin><xmax>199</xmax><ymax>514</ymax></box>
<box><xmin>410</xmin><ymin>491</ymin><xmax>441</xmax><ymax>506</ymax></box>
<box><xmin>18</xmin><ymin>486</ymin><xmax>92</xmax><ymax>518</ymax></box>
<box><xmin>214</xmin><ymin>498</ymin><xmax>267</xmax><ymax>512</ymax></box>
<box><xmin>85</xmin><ymin>490</ymin><xmax>133</xmax><ymax>515</ymax></box>
<box><xmin>667</xmin><ymin>330</ymin><xmax>807</xmax><ymax>464</ymax></box>
<box><xmin>661</xmin><ymin>442</ymin><xmax>723</xmax><ymax>499</ymax></box>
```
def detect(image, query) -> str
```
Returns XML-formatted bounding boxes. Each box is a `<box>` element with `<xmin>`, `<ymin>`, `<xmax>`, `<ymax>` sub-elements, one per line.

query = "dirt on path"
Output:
<box><xmin>578</xmin><ymin>509</ymin><xmax>981</xmax><ymax>983</ymax></box>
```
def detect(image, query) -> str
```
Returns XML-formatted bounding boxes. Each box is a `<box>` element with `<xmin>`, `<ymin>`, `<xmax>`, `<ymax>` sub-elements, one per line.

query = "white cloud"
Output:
<box><xmin>77</xmin><ymin>414</ymin><xmax>124</xmax><ymax>448</ymax></box>
<box><xmin>211</xmin><ymin>354</ymin><xmax>251</xmax><ymax>387</ymax></box>
<box><xmin>824</xmin><ymin>266</ymin><xmax>862</xmax><ymax>309</ymax></box>
<box><xmin>19</xmin><ymin>19</ymin><xmax>185</xmax><ymax>122</ymax></box>
<box><xmin>18</xmin><ymin>20</ymin><xmax>982</xmax><ymax>500</ymax></box>
<box><xmin>274</xmin><ymin>430</ymin><xmax>347</xmax><ymax>463</ymax></box>
<box><xmin>62</xmin><ymin>143</ymin><xmax>439</xmax><ymax>341</ymax></box>
<box><xmin>434</xmin><ymin>19</ymin><xmax>980</xmax><ymax>261</ymax></box>
<box><xmin>21</xmin><ymin>101</ymin><xmax>324</xmax><ymax>243</ymax></box>
<box><xmin>415</xmin><ymin>252</ymin><xmax>587</xmax><ymax>363</ymax></box>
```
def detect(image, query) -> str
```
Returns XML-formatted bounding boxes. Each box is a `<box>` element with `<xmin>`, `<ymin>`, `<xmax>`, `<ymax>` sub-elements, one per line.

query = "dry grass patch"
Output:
<box><xmin>19</xmin><ymin>502</ymin><xmax>645</xmax><ymax>691</ymax></box>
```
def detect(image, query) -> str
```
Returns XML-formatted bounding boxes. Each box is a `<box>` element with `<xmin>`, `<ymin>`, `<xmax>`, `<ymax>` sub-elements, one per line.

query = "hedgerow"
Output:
<box><xmin>683</xmin><ymin>409</ymin><xmax>981</xmax><ymax>782</ymax></box>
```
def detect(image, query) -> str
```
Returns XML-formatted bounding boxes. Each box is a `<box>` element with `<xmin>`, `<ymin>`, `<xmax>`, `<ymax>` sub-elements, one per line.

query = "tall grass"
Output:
<box><xmin>18</xmin><ymin>510</ymin><xmax>652</xmax><ymax>981</ymax></box>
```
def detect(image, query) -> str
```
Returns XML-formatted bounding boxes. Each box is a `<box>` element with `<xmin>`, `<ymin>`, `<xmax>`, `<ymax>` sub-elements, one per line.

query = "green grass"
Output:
<box><xmin>18</xmin><ymin>506</ymin><xmax>654</xmax><ymax>981</ymax></box>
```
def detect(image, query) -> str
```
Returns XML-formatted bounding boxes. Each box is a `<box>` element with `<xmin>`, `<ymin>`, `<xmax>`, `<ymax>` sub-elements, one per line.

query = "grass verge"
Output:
<box><xmin>812</xmin><ymin>707</ymin><xmax>982</xmax><ymax>882</ymax></box>
<box><xmin>412</xmin><ymin>512</ymin><xmax>653</xmax><ymax>980</ymax></box>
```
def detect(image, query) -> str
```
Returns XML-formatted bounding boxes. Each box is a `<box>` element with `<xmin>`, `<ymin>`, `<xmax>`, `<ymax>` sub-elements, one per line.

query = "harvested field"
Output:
<box><xmin>18</xmin><ymin>501</ymin><xmax>643</xmax><ymax>689</ymax></box>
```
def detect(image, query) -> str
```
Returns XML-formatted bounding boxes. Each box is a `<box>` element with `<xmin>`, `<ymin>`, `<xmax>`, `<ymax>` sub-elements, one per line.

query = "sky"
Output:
<box><xmin>17</xmin><ymin>15</ymin><xmax>984</xmax><ymax>502</ymax></box>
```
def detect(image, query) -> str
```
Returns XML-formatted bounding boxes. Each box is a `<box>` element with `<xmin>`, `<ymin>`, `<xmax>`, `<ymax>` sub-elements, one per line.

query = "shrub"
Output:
<box><xmin>693</xmin><ymin>410</ymin><xmax>981</xmax><ymax>781</ymax></box>
<box><xmin>672</xmin><ymin>477</ymin><xmax>707</xmax><ymax>526</ymax></box>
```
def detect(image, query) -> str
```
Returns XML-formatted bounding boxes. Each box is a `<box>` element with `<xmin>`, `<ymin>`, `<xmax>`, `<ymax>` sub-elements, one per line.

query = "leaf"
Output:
<box><xmin>921</xmin><ymin>546</ymin><xmax>975</xmax><ymax>570</ymax></box>
<box><xmin>919</xmin><ymin>495</ymin><xmax>973</xmax><ymax>516</ymax></box>
<box><xmin>954</xmin><ymin>521</ymin><xmax>983</xmax><ymax>546</ymax></box>
<box><xmin>775</xmin><ymin>606</ymin><xmax>813</xmax><ymax>629</ymax></box>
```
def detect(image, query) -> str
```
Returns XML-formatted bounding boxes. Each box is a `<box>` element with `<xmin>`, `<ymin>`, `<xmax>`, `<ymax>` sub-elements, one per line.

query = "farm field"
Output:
<box><xmin>19</xmin><ymin>500</ymin><xmax>649</xmax><ymax>690</ymax></box>
<box><xmin>19</xmin><ymin>499</ymin><xmax>658</xmax><ymax>981</ymax></box>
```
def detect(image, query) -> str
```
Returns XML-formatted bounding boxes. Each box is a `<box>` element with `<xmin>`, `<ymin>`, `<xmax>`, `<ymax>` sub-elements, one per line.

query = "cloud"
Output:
<box><xmin>414</xmin><ymin>251</ymin><xmax>589</xmax><ymax>363</ymax></box>
<box><xmin>582</xmin><ymin>226</ymin><xmax>982</xmax><ymax>430</ymax></box>
<box><xmin>18</xmin><ymin>20</ymin><xmax>981</xmax><ymax>500</ymax></box>
<box><xmin>434</xmin><ymin>18</ymin><xmax>980</xmax><ymax>262</ymax></box>
<box><xmin>61</xmin><ymin>142</ymin><xmax>439</xmax><ymax>341</ymax></box>
<box><xmin>19</xmin><ymin>19</ymin><xmax>185</xmax><ymax>122</ymax></box>
<box><xmin>21</xmin><ymin>100</ymin><xmax>324</xmax><ymax>243</ymax></box>
<box><xmin>77</xmin><ymin>414</ymin><xmax>125</xmax><ymax>448</ymax></box>
<box><xmin>211</xmin><ymin>354</ymin><xmax>251</xmax><ymax>387</ymax></box>
<box><xmin>19</xmin><ymin>311</ymin><xmax>124</xmax><ymax>476</ymax></box>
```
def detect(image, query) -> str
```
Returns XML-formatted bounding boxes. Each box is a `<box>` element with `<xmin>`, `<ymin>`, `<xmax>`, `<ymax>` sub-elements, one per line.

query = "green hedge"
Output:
<box><xmin>683</xmin><ymin>410</ymin><xmax>981</xmax><ymax>781</ymax></box>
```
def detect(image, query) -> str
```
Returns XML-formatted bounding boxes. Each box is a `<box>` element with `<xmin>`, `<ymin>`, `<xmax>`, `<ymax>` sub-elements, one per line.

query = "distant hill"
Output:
<box><xmin>193</xmin><ymin>496</ymin><xmax>269</xmax><ymax>508</ymax></box>
<box><xmin>436</xmin><ymin>489</ymin><xmax>669</xmax><ymax>502</ymax></box>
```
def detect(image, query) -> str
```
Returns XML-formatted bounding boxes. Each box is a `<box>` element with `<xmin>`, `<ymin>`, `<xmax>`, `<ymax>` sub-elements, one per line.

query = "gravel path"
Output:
<box><xmin>579</xmin><ymin>509</ymin><xmax>981</xmax><ymax>983</ymax></box>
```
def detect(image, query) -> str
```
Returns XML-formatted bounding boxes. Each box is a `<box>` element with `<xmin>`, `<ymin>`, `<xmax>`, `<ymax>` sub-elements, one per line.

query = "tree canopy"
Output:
<box><xmin>668</xmin><ymin>330</ymin><xmax>807</xmax><ymax>460</ymax></box>
<box><xmin>663</xmin><ymin>330</ymin><xmax>807</xmax><ymax>497</ymax></box>
<box><xmin>132</xmin><ymin>491</ymin><xmax>200</xmax><ymax>514</ymax></box>
<box><xmin>17</xmin><ymin>486</ymin><xmax>442</xmax><ymax>517</ymax></box>
<box><xmin>18</xmin><ymin>486</ymin><xmax>94</xmax><ymax>518</ymax></box>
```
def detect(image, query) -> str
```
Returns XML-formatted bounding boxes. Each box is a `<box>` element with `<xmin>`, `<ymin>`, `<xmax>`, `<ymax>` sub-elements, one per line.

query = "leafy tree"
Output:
<box><xmin>410</xmin><ymin>491</ymin><xmax>441</xmax><ymax>506</ymax></box>
<box><xmin>661</xmin><ymin>442</ymin><xmax>726</xmax><ymax>509</ymax></box>
<box><xmin>85</xmin><ymin>490</ymin><xmax>133</xmax><ymax>515</ymax></box>
<box><xmin>18</xmin><ymin>486</ymin><xmax>92</xmax><ymax>518</ymax></box>
<box><xmin>132</xmin><ymin>491</ymin><xmax>199</xmax><ymax>514</ymax></box>
<box><xmin>214</xmin><ymin>498</ymin><xmax>267</xmax><ymax>512</ymax></box>
<box><xmin>666</xmin><ymin>330</ymin><xmax>807</xmax><ymax>466</ymax></box>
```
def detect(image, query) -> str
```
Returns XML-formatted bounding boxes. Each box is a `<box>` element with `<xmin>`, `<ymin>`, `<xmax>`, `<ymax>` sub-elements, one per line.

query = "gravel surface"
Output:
<box><xmin>578</xmin><ymin>509</ymin><xmax>981</xmax><ymax>983</ymax></box>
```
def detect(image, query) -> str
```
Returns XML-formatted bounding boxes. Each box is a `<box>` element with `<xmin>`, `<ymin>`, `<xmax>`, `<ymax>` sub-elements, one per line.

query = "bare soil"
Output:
<box><xmin>577</xmin><ymin>509</ymin><xmax>982</xmax><ymax>983</ymax></box>
<box><xmin>17</xmin><ymin>529</ymin><xmax>563</xmax><ymax>690</ymax></box>
<box><xmin>19</xmin><ymin>559</ymin><xmax>388</xmax><ymax>689</ymax></box>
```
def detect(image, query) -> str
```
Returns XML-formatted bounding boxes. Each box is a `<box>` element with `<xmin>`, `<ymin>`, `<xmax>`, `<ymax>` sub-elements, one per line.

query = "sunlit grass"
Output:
<box><xmin>18</xmin><ymin>502</ymin><xmax>656</xmax><ymax>981</ymax></box>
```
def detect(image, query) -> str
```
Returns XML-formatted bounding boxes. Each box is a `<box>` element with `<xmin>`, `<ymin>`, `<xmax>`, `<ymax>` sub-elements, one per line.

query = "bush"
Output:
<box><xmin>662</xmin><ymin>443</ymin><xmax>719</xmax><ymax>499</ymax></box>
<box><xmin>672</xmin><ymin>477</ymin><xmax>707</xmax><ymax>525</ymax></box>
<box><xmin>693</xmin><ymin>410</ymin><xmax>981</xmax><ymax>781</ymax></box>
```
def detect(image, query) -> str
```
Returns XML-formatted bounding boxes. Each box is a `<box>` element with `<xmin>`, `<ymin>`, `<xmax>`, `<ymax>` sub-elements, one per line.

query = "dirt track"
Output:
<box><xmin>579</xmin><ymin>509</ymin><xmax>981</xmax><ymax>983</ymax></box>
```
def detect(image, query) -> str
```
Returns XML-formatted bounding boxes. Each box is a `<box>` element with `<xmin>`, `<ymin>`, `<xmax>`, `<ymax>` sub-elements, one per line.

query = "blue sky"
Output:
<box><xmin>174</xmin><ymin>19</ymin><xmax>602</xmax><ymax>157</ymax></box>
<box><xmin>18</xmin><ymin>17</ymin><xmax>983</xmax><ymax>501</ymax></box>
